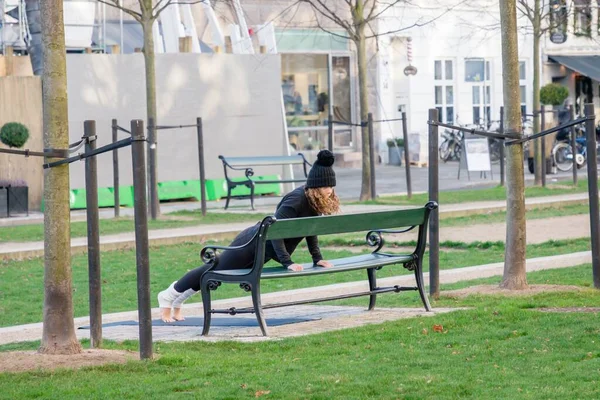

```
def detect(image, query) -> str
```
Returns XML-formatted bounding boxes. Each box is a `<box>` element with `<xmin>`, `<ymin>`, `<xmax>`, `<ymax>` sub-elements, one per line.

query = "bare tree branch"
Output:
<box><xmin>96</xmin><ymin>0</ymin><xmax>142</xmax><ymax>22</ymax></box>
<box><xmin>517</xmin><ymin>0</ymin><xmax>533</xmax><ymax>23</ymax></box>
<box><xmin>308</xmin><ymin>6</ymin><xmax>355</xmax><ymax>40</ymax></box>
<box><xmin>153</xmin><ymin>0</ymin><xmax>175</xmax><ymax>20</ymax></box>
<box><xmin>302</xmin><ymin>0</ymin><xmax>356</xmax><ymax>39</ymax></box>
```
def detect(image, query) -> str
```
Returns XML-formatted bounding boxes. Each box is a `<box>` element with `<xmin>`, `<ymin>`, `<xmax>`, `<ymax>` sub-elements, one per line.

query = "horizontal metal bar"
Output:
<box><xmin>429</xmin><ymin>120</ymin><xmax>520</xmax><ymax>140</ymax></box>
<box><xmin>372</xmin><ymin>117</ymin><xmax>405</xmax><ymax>123</ymax></box>
<box><xmin>0</xmin><ymin>147</ymin><xmax>66</xmax><ymax>158</ymax></box>
<box><xmin>505</xmin><ymin>116</ymin><xmax>591</xmax><ymax>146</ymax></box>
<box><xmin>43</xmin><ymin>137</ymin><xmax>133</xmax><ymax>169</ymax></box>
<box><xmin>116</xmin><ymin>125</ymin><xmax>131</xmax><ymax>135</ymax></box>
<box><xmin>153</xmin><ymin>124</ymin><xmax>200</xmax><ymax>130</ymax></box>
<box><xmin>332</xmin><ymin>120</ymin><xmax>365</xmax><ymax>127</ymax></box>
<box><xmin>210</xmin><ymin>285</ymin><xmax>417</xmax><ymax>315</ymax></box>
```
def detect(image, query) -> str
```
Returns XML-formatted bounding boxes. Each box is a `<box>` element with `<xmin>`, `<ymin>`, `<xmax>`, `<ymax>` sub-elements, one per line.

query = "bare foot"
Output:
<box><xmin>160</xmin><ymin>307</ymin><xmax>174</xmax><ymax>323</ymax></box>
<box><xmin>172</xmin><ymin>308</ymin><xmax>185</xmax><ymax>321</ymax></box>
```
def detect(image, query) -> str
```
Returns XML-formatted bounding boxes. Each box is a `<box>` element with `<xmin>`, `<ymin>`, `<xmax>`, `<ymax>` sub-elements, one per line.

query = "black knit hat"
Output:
<box><xmin>306</xmin><ymin>150</ymin><xmax>336</xmax><ymax>188</ymax></box>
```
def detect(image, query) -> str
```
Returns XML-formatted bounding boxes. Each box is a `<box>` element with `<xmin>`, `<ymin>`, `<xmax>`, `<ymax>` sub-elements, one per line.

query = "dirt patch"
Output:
<box><xmin>0</xmin><ymin>349</ymin><xmax>138</xmax><ymax>374</ymax></box>
<box><xmin>441</xmin><ymin>284</ymin><xmax>582</xmax><ymax>298</ymax></box>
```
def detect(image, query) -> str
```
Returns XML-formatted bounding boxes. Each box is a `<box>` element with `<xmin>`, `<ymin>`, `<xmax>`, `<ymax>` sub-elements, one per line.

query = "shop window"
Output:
<box><xmin>519</xmin><ymin>61</ymin><xmax>527</xmax><ymax>117</ymax></box>
<box><xmin>281</xmin><ymin>54</ymin><xmax>330</xmax><ymax>151</ymax></box>
<box><xmin>549</xmin><ymin>0</ymin><xmax>568</xmax><ymax>37</ymax></box>
<box><xmin>574</xmin><ymin>0</ymin><xmax>592</xmax><ymax>37</ymax></box>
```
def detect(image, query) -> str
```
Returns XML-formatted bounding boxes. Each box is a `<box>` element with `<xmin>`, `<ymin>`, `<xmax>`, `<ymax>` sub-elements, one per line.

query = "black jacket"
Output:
<box><xmin>264</xmin><ymin>186</ymin><xmax>323</xmax><ymax>267</ymax></box>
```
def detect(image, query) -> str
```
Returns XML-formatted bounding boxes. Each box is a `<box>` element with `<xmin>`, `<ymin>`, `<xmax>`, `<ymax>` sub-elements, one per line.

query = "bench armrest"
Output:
<box><xmin>200</xmin><ymin>230</ymin><xmax>259</xmax><ymax>265</ymax></box>
<box><xmin>366</xmin><ymin>226</ymin><xmax>417</xmax><ymax>253</ymax></box>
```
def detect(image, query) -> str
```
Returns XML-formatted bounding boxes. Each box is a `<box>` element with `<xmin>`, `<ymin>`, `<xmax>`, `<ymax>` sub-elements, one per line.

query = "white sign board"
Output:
<box><xmin>462</xmin><ymin>138</ymin><xmax>491</xmax><ymax>172</ymax></box>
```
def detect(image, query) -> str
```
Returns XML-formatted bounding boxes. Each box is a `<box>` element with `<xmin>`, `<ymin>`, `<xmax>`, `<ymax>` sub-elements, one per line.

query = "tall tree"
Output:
<box><xmin>499</xmin><ymin>0</ymin><xmax>528</xmax><ymax>290</ymax></box>
<box><xmin>97</xmin><ymin>0</ymin><xmax>178</xmax><ymax>219</ymax></box>
<box><xmin>39</xmin><ymin>0</ymin><xmax>83</xmax><ymax>355</ymax></box>
<box><xmin>301</xmin><ymin>0</ymin><xmax>454</xmax><ymax>200</ymax></box>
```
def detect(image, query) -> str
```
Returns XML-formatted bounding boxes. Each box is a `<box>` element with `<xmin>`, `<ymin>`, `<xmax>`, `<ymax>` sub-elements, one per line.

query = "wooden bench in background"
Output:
<box><xmin>199</xmin><ymin>201</ymin><xmax>438</xmax><ymax>336</ymax></box>
<box><xmin>218</xmin><ymin>154</ymin><xmax>311</xmax><ymax>210</ymax></box>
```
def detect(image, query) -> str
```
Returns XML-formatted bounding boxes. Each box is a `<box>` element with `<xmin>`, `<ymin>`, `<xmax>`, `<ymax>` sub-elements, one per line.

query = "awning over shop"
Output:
<box><xmin>549</xmin><ymin>55</ymin><xmax>600</xmax><ymax>82</ymax></box>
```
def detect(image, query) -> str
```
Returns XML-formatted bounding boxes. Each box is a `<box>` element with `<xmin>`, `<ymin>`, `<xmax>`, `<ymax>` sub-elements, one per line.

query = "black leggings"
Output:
<box><xmin>174</xmin><ymin>223</ymin><xmax>266</xmax><ymax>292</ymax></box>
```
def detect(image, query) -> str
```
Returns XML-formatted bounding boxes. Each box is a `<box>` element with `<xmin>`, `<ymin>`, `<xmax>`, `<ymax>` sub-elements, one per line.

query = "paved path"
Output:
<box><xmin>0</xmin><ymin>193</ymin><xmax>591</xmax><ymax>260</ymax></box>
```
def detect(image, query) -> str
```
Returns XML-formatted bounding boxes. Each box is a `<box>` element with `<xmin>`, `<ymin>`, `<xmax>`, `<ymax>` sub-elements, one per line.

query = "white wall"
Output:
<box><xmin>66</xmin><ymin>53</ymin><xmax>286</xmax><ymax>189</ymax></box>
<box><xmin>375</xmin><ymin>0</ymin><xmax>534</xmax><ymax>161</ymax></box>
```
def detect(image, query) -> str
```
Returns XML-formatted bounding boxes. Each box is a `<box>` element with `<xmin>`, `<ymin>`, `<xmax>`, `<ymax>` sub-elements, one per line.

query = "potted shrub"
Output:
<box><xmin>0</xmin><ymin>122</ymin><xmax>30</xmax><ymax>148</ymax></box>
<box><xmin>540</xmin><ymin>83</ymin><xmax>569</xmax><ymax>106</ymax></box>
<box><xmin>0</xmin><ymin>179</ymin><xmax>29</xmax><ymax>217</ymax></box>
<box><xmin>386</xmin><ymin>137</ymin><xmax>404</xmax><ymax>166</ymax></box>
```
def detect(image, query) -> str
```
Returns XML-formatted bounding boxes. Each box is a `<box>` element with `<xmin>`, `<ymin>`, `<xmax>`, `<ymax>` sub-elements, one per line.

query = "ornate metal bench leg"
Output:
<box><xmin>200</xmin><ymin>281</ymin><xmax>213</xmax><ymax>336</ymax></box>
<box><xmin>367</xmin><ymin>268</ymin><xmax>377</xmax><ymax>311</ymax></box>
<box><xmin>250</xmin><ymin>282</ymin><xmax>268</xmax><ymax>336</ymax></box>
<box><xmin>249</xmin><ymin>182</ymin><xmax>256</xmax><ymax>211</ymax></box>
<box><xmin>224</xmin><ymin>184</ymin><xmax>232</xmax><ymax>210</ymax></box>
<box><xmin>413</xmin><ymin>262</ymin><xmax>432</xmax><ymax>311</ymax></box>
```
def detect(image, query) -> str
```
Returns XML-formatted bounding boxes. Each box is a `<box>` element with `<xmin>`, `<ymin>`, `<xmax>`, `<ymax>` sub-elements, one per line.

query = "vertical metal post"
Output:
<box><xmin>196</xmin><ymin>117</ymin><xmax>207</xmax><ymax>217</ymax></box>
<box><xmin>584</xmin><ymin>104</ymin><xmax>600</xmax><ymax>289</ymax></box>
<box><xmin>131</xmin><ymin>119</ymin><xmax>153</xmax><ymax>359</ymax></box>
<box><xmin>401</xmin><ymin>112</ymin><xmax>412</xmax><ymax>198</ymax></box>
<box><xmin>84</xmin><ymin>120</ymin><xmax>102</xmax><ymax>348</ymax></box>
<box><xmin>147</xmin><ymin>117</ymin><xmax>158</xmax><ymax>221</ymax></box>
<box><xmin>499</xmin><ymin>106</ymin><xmax>505</xmax><ymax>187</ymax></box>
<box><xmin>428</xmin><ymin>109</ymin><xmax>440</xmax><ymax>298</ymax></box>
<box><xmin>368</xmin><ymin>113</ymin><xmax>376</xmax><ymax>200</ymax></box>
<box><xmin>540</xmin><ymin>106</ymin><xmax>546</xmax><ymax>187</ymax></box>
<box><xmin>570</xmin><ymin>104</ymin><xmax>578</xmax><ymax>186</ymax></box>
<box><xmin>328</xmin><ymin>117</ymin><xmax>334</xmax><ymax>152</ymax></box>
<box><xmin>112</xmin><ymin>119</ymin><xmax>120</xmax><ymax>218</ymax></box>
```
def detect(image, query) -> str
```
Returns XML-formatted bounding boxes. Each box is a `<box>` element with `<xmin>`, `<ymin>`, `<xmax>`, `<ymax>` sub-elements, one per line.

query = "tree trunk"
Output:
<box><xmin>354</xmin><ymin>8</ymin><xmax>371</xmax><ymax>201</ymax></box>
<box><xmin>141</xmin><ymin>17</ymin><xmax>160</xmax><ymax>218</ymax></box>
<box><xmin>533</xmin><ymin>0</ymin><xmax>542</xmax><ymax>185</ymax></box>
<box><xmin>499</xmin><ymin>0</ymin><xmax>528</xmax><ymax>290</ymax></box>
<box><xmin>39</xmin><ymin>0</ymin><xmax>83</xmax><ymax>355</ymax></box>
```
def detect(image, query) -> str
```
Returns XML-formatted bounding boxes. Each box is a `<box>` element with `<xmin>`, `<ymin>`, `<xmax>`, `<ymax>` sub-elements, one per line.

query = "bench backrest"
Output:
<box><xmin>219</xmin><ymin>154</ymin><xmax>310</xmax><ymax>168</ymax></box>
<box><xmin>265</xmin><ymin>206</ymin><xmax>431</xmax><ymax>240</ymax></box>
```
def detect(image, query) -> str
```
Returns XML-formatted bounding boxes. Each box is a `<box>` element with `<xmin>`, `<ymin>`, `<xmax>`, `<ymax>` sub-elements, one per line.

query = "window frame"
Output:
<box><xmin>434</xmin><ymin>59</ymin><xmax>455</xmax><ymax>124</ymax></box>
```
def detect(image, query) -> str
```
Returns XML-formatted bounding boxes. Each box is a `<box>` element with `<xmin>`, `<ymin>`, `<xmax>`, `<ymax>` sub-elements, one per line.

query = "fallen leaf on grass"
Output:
<box><xmin>422</xmin><ymin>328</ymin><xmax>428</xmax><ymax>335</ymax></box>
<box><xmin>433</xmin><ymin>324</ymin><xmax>444</xmax><ymax>333</ymax></box>
<box><xmin>241</xmin><ymin>384</ymin><xmax>248</xmax><ymax>389</ymax></box>
<box><xmin>255</xmin><ymin>390</ymin><xmax>271</xmax><ymax>398</ymax></box>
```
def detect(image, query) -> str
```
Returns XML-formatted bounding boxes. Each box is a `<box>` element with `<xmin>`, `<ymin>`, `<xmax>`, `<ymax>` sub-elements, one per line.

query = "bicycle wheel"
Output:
<box><xmin>552</xmin><ymin>142</ymin><xmax>574</xmax><ymax>172</ymax></box>
<box><xmin>439</xmin><ymin>139</ymin><xmax>451</xmax><ymax>162</ymax></box>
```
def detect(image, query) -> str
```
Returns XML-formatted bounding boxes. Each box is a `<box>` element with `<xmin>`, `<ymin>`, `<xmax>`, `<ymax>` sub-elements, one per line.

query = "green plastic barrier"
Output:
<box><xmin>64</xmin><ymin>186</ymin><xmax>135</xmax><ymax>210</ymax></box>
<box><xmin>206</xmin><ymin>175</ymin><xmax>282</xmax><ymax>201</ymax></box>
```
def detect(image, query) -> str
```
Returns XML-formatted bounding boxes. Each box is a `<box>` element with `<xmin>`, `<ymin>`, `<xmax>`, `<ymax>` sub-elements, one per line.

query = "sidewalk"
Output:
<box><xmin>0</xmin><ymin>192</ymin><xmax>590</xmax><ymax>260</ymax></box>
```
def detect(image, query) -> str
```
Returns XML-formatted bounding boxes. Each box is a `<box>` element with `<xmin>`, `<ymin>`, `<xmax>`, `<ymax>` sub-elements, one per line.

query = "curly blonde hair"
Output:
<box><xmin>305</xmin><ymin>187</ymin><xmax>340</xmax><ymax>215</ymax></box>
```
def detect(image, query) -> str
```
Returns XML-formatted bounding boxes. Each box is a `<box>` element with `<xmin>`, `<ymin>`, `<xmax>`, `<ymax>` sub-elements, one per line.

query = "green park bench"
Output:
<box><xmin>199</xmin><ymin>202</ymin><xmax>438</xmax><ymax>336</ymax></box>
<box><xmin>219</xmin><ymin>154</ymin><xmax>311</xmax><ymax>210</ymax></box>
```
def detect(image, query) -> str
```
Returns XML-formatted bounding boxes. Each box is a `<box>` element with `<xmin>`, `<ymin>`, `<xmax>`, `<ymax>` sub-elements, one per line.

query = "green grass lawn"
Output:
<box><xmin>0</xmin><ymin>265</ymin><xmax>599</xmax><ymax>399</ymax></box>
<box><xmin>0</xmin><ymin>211</ymin><xmax>267</xmax><ymax>243</ymax></box>
<box><xmin>359</xmin><ymin>178</ymin><xmax>591</xmax><ymax>206</ymax></box>
<box><xmin>0</xmin><ymin>236</ymin><xmax>591</xmax><ymax>328</ymax></box>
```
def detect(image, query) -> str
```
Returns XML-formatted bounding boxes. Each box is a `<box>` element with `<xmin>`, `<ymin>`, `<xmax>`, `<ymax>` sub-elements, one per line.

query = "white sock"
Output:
<box><xmin>157</xmin><ymin>281</ymin><xmax>182</xmax><ymax>308</ymax></box>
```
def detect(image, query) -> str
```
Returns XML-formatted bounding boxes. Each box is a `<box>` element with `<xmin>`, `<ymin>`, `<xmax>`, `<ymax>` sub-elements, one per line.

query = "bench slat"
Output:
<box><xmin>266</xmin><ymin>208</ymin><xmax>426</xmax><ymax>240</ymax></box>
<box><xmin>210</xmin><ymin>253</ymin><xmax>413</xmax><ymax>279</ymax></box>
<box><xmin>222</xmin><ymin>155</ymin><xmax>307</xmax><ymax>167</ymax></box>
